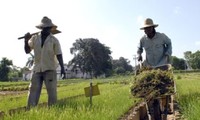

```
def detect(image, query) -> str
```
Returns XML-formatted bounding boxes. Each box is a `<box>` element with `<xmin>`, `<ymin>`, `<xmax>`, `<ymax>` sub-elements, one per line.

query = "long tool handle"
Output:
<box><xmin>18</xmin><ymin>29</ymin><xmax>61</xmax><ymax>40</ymax></box>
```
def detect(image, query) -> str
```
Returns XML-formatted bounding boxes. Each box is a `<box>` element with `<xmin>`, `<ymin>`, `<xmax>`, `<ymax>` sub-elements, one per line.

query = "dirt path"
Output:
<box><xmin>119</xmin><ymin>100</ymin><xmax>183</xmax><ymax>120</ymax></box>
<box><xmin>0</xmin><ymin>90</ymin><xmax>27</xmax><ymax>96</ymax></box>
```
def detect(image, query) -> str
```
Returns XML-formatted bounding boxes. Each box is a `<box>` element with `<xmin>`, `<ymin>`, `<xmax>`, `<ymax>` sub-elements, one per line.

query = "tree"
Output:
<box><xmin>183</xmin><ymin>50</ymin><xmax>200</xmax><ymax>69</ymax></box>
<box><xmin>114</xmin><ymin>67</ymin><xmax>126</xmax><ymax>74</ymax></box>
<box><xmin>190</xmin><ymin>51</ymin><xmax>200</xmax><ymax>69</ymax></box>
<box><xmin>69</xmin><ymin>38</ymin><xmax>112</xmax><ymax>78</ymax></box>
<box><xmin>8</xmin><ymin>65</ymin><xmax>21</xmax><ymax>81</ymax></box>
<box><xmin>0</xmin><ymin>57</ymin><xmax>13</xmax><ymax>81</ymax></box>
<box><xmin>112</xmin><ymin>57</ymin><xmax>133</xmax><ymax>74</ymax></box>
<box><xmin>171</xmin><ymin>56</ymin><xmax>186</xmax><ymax>70</ymax></box>
<box><xmin>184</xmin><ymin>51</ymin><xmax>192</xmax><ymax>61</ymax></box>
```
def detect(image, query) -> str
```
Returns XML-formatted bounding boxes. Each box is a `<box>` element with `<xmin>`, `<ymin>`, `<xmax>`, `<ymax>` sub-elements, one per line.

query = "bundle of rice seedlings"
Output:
<box><xmin>130</xmin><ymin>68</ymin><xmax>174</xmax><ymax>100</ymax></box>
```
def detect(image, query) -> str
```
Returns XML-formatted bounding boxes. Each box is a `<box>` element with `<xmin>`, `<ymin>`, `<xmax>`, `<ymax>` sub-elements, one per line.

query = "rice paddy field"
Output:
<box><xmin>0</xmin><ymin>72</ymin><xmax>199</xmax><ymax>120</ymax></box>
<box><xmin>174</xmin><ymin>72</ymin><xmax>200</xmax><ymax>120</ymax></box>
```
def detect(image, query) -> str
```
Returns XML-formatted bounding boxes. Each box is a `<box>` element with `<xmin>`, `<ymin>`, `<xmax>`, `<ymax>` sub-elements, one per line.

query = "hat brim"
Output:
<box><xmin>51</xmin><ymin>29</ymin><xmax>61</xmax><ymax>34</ymax></box>
<box><xmin>140</xmin><ymin>24</ymin><xmax>158</xmax><ymax>30</ymax></box>
<box><xmin>36</xmin><ymin>24</ymin><xmax>57</xmax><ymax>29</ymax></box>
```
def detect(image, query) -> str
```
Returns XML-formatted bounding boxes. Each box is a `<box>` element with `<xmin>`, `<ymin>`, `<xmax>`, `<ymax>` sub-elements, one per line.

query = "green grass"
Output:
<box><xmin>0</xmin><ymin>76</ymin><xmax>137</xmax><ymax>119</ymax></box>
<box><xmin>4</xmin><ymin>83</ymin><xmax>138</xmax><ymax>120</ymax></box>
<box><xmin>175</xmin><ymin>73</ymin><xmax>200</xmax><ymax>120</ymax></box>
<box><xmin>2</xmin><ymin>73</ymin><xmax>200</xmax><ymax>120</ymax></box>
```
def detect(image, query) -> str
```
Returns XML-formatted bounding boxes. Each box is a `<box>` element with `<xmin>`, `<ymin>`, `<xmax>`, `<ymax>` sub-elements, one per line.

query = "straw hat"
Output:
<box><xmin>36</xmin><ymin>16</ymin><xmax>57</xmax><ymax>29</ymax></box>
<box><xmin>140</xmin><ymin>18</ymin><xmax>158</xmax><ymax>30</ymax></box>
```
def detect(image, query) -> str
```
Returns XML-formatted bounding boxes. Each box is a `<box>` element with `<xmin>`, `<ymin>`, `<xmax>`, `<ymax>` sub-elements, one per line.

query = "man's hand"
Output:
<box><xmin>24</xmin><ymin>32</ymin><xmax>31</xmax><ymax>42</ymax></box>
<box><xmin>138</xmin><ymin>55</ymin><xmax>143</xmax><ymax>61</ymax></box>
<box><xmin>56</xmin><ymin>54</ymin><xmax>66</xmax><ymax>79</ymax></box>
<box><xmin>61</xmin><ymin>67</ymin><xmax>66</xmax><ymax>79</ymax></box>
<box><xmin>24</xmin><ymin>32</ymin><xmax>32</xmax><ymax>54</ymax></box>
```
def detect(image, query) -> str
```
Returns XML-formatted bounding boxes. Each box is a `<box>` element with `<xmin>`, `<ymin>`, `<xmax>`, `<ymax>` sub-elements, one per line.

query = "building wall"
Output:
<box><xmin>23</xmin><ymin>65</ymin><xmax>93</xmax><ymax>80</ymax></box>
<box><xmin>56</xmin><ymin>65</ymin><xmax>92</xmax><ymax>80</ymax></box>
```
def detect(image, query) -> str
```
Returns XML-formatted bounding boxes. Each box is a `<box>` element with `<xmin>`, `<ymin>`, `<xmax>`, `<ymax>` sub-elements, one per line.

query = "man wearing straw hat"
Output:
<box><xmin>137</xmin><ymin>18</ymin><xmax>172</xmax><ymax>67</ymax></box>
<box><xmin>24</xmin><ymin>16</ymin><xmax>65</xmax><ymax>108</ymax></box>
<box><xmin>137</xmin><ymin>18</ymin><xmax>173</xmax><ymax>115</ymax></box>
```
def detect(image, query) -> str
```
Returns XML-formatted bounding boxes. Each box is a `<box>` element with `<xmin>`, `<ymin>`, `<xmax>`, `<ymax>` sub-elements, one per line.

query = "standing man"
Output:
<box><xmin>137</xmin><ymin>18</ymin><xmax>173</xmax><ymax>116</ymax></box>
<box><xmin>24</xmin><ymin>16</ymin><xmax>65</xmax><ymax>108</ymax></box>
<box><xmin>137</xmin><ymin>18</ymin><xmax>172</xmax><ymax>67</ymax></box>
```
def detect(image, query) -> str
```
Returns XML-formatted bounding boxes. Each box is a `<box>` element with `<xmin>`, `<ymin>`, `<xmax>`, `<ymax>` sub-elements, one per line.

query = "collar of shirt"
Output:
<box><xmin>145</xmin><ymin>32</ymin><xmax>159</xmax><ymax>40</ymax></box>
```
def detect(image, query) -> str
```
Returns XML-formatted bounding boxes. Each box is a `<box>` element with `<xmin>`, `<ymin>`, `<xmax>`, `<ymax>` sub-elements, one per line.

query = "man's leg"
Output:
<box><xmin>44</xmin><ymin>70</ymin><xmax>57</xmax><ymax>106</ymax></box>
<box><xmin>27</xmin><ymin>72</ymin><xmax>43</xmax><ymax>108</ymax></box>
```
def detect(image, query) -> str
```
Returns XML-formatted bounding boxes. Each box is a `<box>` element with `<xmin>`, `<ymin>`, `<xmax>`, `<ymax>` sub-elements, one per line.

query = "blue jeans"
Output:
<box><xmin>27</xmin><ymin>70</ymin><xmax>57</xmax><ymax>107</ymax></box>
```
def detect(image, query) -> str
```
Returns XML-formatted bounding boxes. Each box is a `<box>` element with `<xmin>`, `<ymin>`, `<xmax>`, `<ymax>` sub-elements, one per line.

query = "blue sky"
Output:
<box><xmin>0</xmin><ymin>0</ymin><xmax>200</xmax><ymax>67</ymax></box>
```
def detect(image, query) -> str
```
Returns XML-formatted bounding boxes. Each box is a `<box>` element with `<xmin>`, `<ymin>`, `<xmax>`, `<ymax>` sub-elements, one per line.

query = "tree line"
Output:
<box><xmin>171</xmin><ymin>51</ymin><xmax>200</xmax><ymax>70</ymax></box>
<box><xmin>0</xmin><ymin>38</ymin><xmax>200</xmax><ymax>81</ymax></box>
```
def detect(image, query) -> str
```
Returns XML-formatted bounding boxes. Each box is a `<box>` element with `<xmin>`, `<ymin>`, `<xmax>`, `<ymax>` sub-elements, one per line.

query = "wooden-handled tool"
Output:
<box><xmin>18</xmin><ymin>29</ymin><xmax>61</xmax><ymax>40</ymax></box>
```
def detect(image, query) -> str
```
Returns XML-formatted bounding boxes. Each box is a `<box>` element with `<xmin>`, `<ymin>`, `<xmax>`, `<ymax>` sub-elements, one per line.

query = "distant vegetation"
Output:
<box><xmin>1</xmin><ymin>39</ymin><xmax>200</xmax><ymax>81</ymax></box>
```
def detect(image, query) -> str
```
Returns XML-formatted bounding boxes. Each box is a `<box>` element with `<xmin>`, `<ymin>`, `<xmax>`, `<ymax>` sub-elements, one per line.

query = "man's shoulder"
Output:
<box><xmin>140</xmin><ymin>34</ymin><xmax>147</xmax><ymax>40</ymax></box>
<box><xmin>30</xmin><ymin>34</ymin><xmax>40</xmax><ymax>41</ymax></box>
<box><xmin>49</xmin><ymin>34</ymin><xmax>57</xmax><ymax>39</ymax></box>
<box><xmin>156</xmin><ymin>32</ymin><xmax>168</xmax><ymax>37</ymax></box>
<box><xmin>49</xmin><ymin>34</ymin><xmax>59</xmax><ymax>41</ymax></box>
<box><xmin>156</xmin><ymin>32</ymin><xmax>171</xmax><ymax>42</ymax></box>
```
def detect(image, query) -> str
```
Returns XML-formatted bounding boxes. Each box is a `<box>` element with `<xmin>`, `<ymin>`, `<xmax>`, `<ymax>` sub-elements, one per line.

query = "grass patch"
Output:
<box><xmin>4</xmin><ymin>84</ymin><xmax>137</xmax><ymax>120</ymax></box>
<box><xmin>175</xmin><ymin>73</ymin><xmax>200</xmax><ymax>120</ymax></box>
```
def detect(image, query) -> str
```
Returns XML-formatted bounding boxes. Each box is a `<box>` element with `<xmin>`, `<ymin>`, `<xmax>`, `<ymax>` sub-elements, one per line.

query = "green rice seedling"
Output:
<box><xmin>4</xmin><ymin>82</ymin><xmax>137</xmax><ymax>120</ymax></box>
<box><xmin>175</xmin><ymin>72</ymin><xmax>200</xmax><ymax>120</ymax></box>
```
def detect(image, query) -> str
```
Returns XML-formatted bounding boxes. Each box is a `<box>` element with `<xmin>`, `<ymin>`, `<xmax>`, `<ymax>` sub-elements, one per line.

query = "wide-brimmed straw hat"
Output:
<box><xmin>140</xmin><ymin>18</ymin><xmax>158</xmax><ymax>30</ymax></box>
<box><xmin>36</xmin><ymin>16</ymin><xmax>57</xmax><ymax>29</ymax></box>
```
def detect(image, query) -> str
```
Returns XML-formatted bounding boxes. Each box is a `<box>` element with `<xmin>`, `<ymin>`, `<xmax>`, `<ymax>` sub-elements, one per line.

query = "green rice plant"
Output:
<box><xmin>0</xmin><ymin>77</ymin><xmax>131</xmax><ymax>111</ymax></box>
<box><xmin>175</xmin><ymin>72</ymin><xmax>200</xmax><ymax>120</ymax></box>
<box><xmin>4</xmin><ymin>83</ymin><xmax>138</xmax><ymax>120</ymax></box>
<box><xmin>0</xmin><ymin>82</ymin><xmax>88</xmax><ymax>111</ymax></box>
<box><xmin>176</xmin><ymin>75</ymin><xmax>181</xmax><ymax>80</ymax></box>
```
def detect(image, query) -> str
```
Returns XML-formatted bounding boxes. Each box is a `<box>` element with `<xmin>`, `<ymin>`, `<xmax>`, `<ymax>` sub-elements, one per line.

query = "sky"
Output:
<box><xmin>0</xmin><ymin>0</ymin><xmax>200</xmax><ymax>68</ymax></box>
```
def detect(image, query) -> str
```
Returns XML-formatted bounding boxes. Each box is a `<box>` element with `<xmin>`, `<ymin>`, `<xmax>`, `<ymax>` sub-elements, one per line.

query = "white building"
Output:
<box><xmin>56</xmin><ymin>65</ymin><xmax>92</xmax><ymax>80</ymax></box>
<box><xmin>23</xmin><ymin>65</ymin><xmax>92</xmax><ymax>80</ymax></box>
